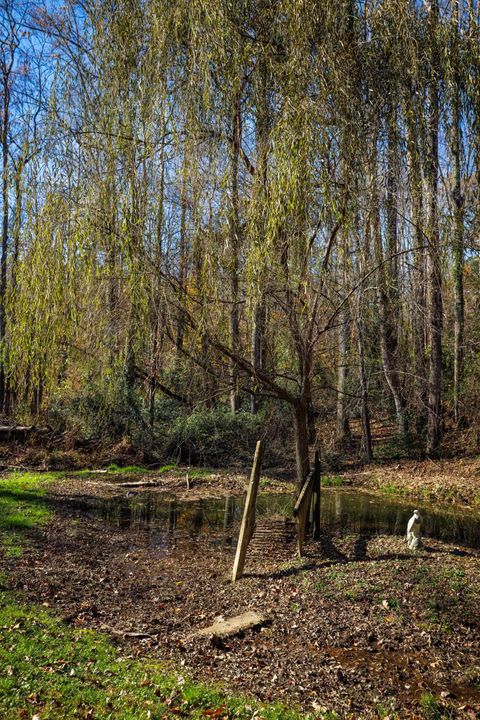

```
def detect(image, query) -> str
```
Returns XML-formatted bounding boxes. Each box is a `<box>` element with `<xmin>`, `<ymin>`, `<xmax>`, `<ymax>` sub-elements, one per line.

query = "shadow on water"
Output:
<box><xmin>82</xmin><ymin>488</ymin><xmax>480</xmax><ymax>552</ymax></box>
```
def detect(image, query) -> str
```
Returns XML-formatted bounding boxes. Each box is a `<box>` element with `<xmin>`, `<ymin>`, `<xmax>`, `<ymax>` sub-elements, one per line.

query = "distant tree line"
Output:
<box><xmin>1</xmin><ymin>0</ymin><xmax>480</xmax><ymax>484</ymax></box>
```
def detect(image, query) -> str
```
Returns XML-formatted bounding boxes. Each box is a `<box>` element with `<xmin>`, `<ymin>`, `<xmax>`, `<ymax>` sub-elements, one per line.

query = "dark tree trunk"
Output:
<box><xmin>230</xmin><ymin>90</ymin><xmax>241</xmax><ymax>413</ymax></box>
<box><xmin>176</xmin><ymin>157</ymin><xmax>188</xmax><ymax>355</ymax></box>
<box><xmin>406</xmin><ymin>100</ymin><xmax>427</xmax><ymax>431</ymax></box>
<box><xmin>149</xmin><ymin>129</ymin><xmax>166</xmax><ymax>428</ymax></box>
<box><xmin>336</xmin><ymin>305</ymin><xmax>351</xmax><ymax>449</ymax></box>
<box><xmin>426</xmin><ymin>0</ymin><xmax>443</xmax><ymax>454</ymax></box>
<box><xmin>355</xmin><ymin>301</ymin><xmax>373</xmax><ymax>462</ymax></box>
<box><xmin>372</xmin><ymin>182</ymin><xmax>408</xmax><ymax>437</ymax></box>
<box><xmin>293</xmin><ymin>400</ymin><xmax>310</xmax><ymax>492</ymax></box>
<box><xmin>0</xmin><ymin>65</ymin><xmax>10</xmax><ymax>414</ymax></box>
<box><xmin>250</xmin><ymin>303</ymin><xmax>265</xmax><ymax>414</ymax></box>
<box><xmin>452</xmin><ymin>0</ymin><xmax>464</xmax><ymax>426</ymax></box>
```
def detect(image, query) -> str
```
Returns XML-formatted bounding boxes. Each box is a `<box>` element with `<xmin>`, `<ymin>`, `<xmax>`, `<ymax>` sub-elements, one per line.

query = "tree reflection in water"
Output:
<box><xmin>96</xmin><ymin>490</ymin><xmax>480</xmax><ymax>550</ymax></box>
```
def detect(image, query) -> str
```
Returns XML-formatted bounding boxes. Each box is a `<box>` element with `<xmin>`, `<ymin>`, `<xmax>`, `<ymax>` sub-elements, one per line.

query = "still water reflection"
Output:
<box><xmin>92</xmin><ymin>489</ymin><xmax>480</xmax><ymax>550</ymax></box>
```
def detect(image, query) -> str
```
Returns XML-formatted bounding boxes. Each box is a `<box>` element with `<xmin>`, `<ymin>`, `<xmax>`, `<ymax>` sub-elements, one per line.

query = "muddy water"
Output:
<box><xmin>92</xmin><ymin>489</ymin><xmax>480</xmax><ymax>550</ymax></box>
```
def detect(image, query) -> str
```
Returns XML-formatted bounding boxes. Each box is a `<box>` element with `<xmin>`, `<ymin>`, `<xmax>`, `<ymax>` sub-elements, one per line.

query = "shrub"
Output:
<box><xmin>162</xmin><ymin>409</ymin><xmax>263</xmax><ymax>466</ymax></box>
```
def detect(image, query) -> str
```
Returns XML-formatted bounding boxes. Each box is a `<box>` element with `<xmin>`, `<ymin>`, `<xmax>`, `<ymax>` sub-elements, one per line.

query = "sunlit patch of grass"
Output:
<box><xmin>0</xmin><ymin>591</ymin><xmax>321</xmax><ymax>720</ymax></box>
<box><xmin>71</xmin><ymin>468</ymin><xmax>101</xmax><ymax>477</ymax></box>
<box><xmin>0</xmin><ymin>472</ymin><xmax>59</xmax><ymax>557</ymax></box>
<box><xmin>375</xmin><ymin>703</ymin><xmax>398</xmax><ymax>719</ymax></box>
<box><xmin>438</xmin><ymin>567</ymin><xmax>466</xmax><ymax>592</ymax></box>
<box><xmin>321</xmin><ymin>475</ymin><xmax>343</xmax><ymax>487</ymax></box>
<box><xmin>378</xmin><ymin>483</ymin><xmax>401</xmax><ymax>495</ymax></box>
<box><xmin>344</xmin><ymin>580</ymin><xmax>369</xmax><ymax>601</ymax></box>
<box><xmin>186</xmin><ymin>468</ymin><xmax>213</xmax><ymax>479</ymax></box>
<box><xmin>325</xmin><ymin>568</ymin><xmax>347</xmax><ymax>582</ymax></box>
<box><xmin>105</xmin><ymin>464</ymin><xmax>146</xmax><ymax>474</ymax></box>
<box><xmin>420</xmin><ymin>692</ymin><xmax>454</xmax><ymax>719</ymax></box>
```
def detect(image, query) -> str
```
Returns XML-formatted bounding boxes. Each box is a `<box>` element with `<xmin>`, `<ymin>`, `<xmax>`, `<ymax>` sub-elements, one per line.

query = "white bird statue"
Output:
<box><xmin>407</xmin><ymin>509</ymin><xmax>422</xmax><ymax>550</ymax></box>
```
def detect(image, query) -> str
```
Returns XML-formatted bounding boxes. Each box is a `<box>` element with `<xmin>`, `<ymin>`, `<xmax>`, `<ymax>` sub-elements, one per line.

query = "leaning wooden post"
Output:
<box><xmin>293</xmin><ymin>467</ymin><xmax>316</xmax><ymax>557</ymax></box>
<box><xmin>232</xmin><ymin>440</ymin><xmax>264</xmax><ymax>582</ymax></box>
<box><xmin>312</xmin><ymin>449</ymin><xmax>321</xmax><ymax>540</ymax></box>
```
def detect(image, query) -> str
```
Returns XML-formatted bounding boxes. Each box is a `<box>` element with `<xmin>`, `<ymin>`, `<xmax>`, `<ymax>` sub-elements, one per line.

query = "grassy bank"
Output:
<box><xmin>0</xmin><ymin>471</ymin><xmax>317</xmax><ymax>720</ymax></box>
<box><xmin>0</xmin><ymin>471</ymin><xmax>61</xmax><ymax>557</ymax></box>
<box><xmin>0</xmin><ymin>588</ymin><xmax>320</xmax><ymax>720</ymax></box>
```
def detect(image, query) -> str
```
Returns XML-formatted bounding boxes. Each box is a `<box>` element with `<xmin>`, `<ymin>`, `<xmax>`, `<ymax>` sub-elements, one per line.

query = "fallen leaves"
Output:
<box><xmin>3</xmin><ymin>482</ymin><xmax>480</xmax><ymax>720</ymax></box>
<box><xmin>202</xmin><ymin>706</ymin><xmax>228</xmax><ymax>717</ymax></box>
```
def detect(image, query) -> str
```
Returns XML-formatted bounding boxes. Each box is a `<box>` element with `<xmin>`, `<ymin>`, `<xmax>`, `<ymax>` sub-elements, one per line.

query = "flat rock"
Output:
<box><xmin>197</xmin><ymin>611</ymin><xmax>265</xmax><ymax>638</ymax></box>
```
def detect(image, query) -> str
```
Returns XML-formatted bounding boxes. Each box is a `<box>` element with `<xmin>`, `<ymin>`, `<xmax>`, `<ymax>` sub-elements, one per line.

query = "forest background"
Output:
<box><xmin>1</xmin><ymin>0</ymin><xmax>480</xmax><ymax>487</ymax></box>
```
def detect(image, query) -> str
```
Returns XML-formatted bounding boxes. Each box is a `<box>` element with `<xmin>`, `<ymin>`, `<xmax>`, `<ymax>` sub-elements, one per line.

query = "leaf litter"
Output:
<box><xmin>1</xmin><ymin>477</ymin><xmax>479</xmax><ymax>719</ymax></box>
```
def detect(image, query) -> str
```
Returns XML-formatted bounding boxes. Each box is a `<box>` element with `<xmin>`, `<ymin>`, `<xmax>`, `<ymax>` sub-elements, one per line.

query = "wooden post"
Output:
<box><xmin>232</xmin><ymin>440</ymin><xmax>264</xmax><ymax>582</ymax></box>
<box><xmin>293</xmin><ymin>467</ymin><xmax>316</xmax><ymax>557</ymax></box>
<box><xmin>312</xmin><ymin>450</ymin><xmax>321</xmax><ymax>540</ymax></box>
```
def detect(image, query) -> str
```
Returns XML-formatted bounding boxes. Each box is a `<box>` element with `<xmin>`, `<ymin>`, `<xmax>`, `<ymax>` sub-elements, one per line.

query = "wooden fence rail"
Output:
<box><xmin>293</xmin><ymin>450</ymin><xmax>321</xmax><ymax>556</ymax></box>
<box><xmin>232</xmin><ymin>440</ymin><xmax>264</xmax><ymax>582</ymax></box>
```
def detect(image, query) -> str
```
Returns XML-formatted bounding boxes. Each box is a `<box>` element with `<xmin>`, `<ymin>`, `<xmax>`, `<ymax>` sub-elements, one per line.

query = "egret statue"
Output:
<box><xmin>407</xmin><ymin>509</ymin><xmax>422</xmax><ymax>550</ymax></box>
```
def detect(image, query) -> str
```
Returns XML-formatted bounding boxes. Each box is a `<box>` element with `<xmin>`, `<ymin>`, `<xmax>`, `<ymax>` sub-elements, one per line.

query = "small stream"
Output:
<box><xmin>90</xmin><ymin>489</ymin><xmax>480</xmax><ymax>550</ymax></box>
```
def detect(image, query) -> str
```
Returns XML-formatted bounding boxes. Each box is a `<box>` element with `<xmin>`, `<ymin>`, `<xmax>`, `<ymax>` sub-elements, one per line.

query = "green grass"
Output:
<box><xmin>379</xmin><ymin>483</ymin><xmax>398</xmax><ymax>494</ymax></box>
<box><xmin>0</xmin><ymin>471</ymin><xmax>60</xmax><ymax>556</ymax></box>
<box><xmin>0</xmin><ymin>470</ymin><xmax>323</xmax><ymax>719</ymax></box>
<box><xmin>72</xmin><ymin>464</ymin><xmax>148</xmax><ymax>477</ymax></box>
<box><xmin>320</xmin><ymin>475</ymin><xmax>343</xmax><ymax>487</ymax></box>
<box><xmin>105</xmin><ymin>463</ymin><xmax>146</xmax><ymax>474</ymax></box>
<box><xmin>420</xmin><ymin>692</ymin><xmax>453</xmax><ymax>719</ymax></box>
<box><xmin>0</xmin><ymin>591</ymin><xmax>321</xmax><ymax>720</ymax></box>
<box><xmin>186</xmin><ymin>468</ymin><xmax>213</xmax><ymax>479</ymax></box>
<box><xmin>157</xmin><ymin>464</ymin><xmax>177</xmax><ymax>473</ymax></box>
<box><xmin>73</xmin><ymin>464</ymin><xmax>216</xmax><ymax>479</ymax></box>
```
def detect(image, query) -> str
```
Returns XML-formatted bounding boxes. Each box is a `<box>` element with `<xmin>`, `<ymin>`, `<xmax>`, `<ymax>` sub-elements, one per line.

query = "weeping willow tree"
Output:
<box><xmin>3</xmin><ymin>0</ymin><xmax>480</xmax><ymax>471</ymax></box>
<box><xmin>139</xmin><ymin>0</ymin><xmax>366</xmax><ymax>486</ymax></box>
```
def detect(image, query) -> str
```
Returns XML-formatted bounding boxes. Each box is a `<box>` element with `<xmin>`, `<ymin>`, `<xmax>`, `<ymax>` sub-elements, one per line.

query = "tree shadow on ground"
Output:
<box><xmin>0</xmin><ymin>486</ymin><xmax>111</xmax><ymax>551</ymax></box>
<box><xmin>246</xmin><ymin>532</ymin><xmax>478</xmax><ymax>581</ymax></box>
<box><xmin>353</xmin><ymin>533</ymin><xmax>371</xmax><ymax>560</ymax></box>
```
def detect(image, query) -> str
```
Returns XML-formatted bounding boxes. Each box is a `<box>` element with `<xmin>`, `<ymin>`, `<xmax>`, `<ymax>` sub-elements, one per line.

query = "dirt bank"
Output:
<box><xmin>343</xmin><ymin>456</ymin><xmax>480</xmax><ymax>508</ymax></box>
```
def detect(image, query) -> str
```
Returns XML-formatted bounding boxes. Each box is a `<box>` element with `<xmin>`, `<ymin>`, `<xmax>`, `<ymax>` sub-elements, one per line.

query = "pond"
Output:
<box><xmin>89</xmin><ymin>488</ymin><xmax>480</xmax><ymax>550</ymax></box>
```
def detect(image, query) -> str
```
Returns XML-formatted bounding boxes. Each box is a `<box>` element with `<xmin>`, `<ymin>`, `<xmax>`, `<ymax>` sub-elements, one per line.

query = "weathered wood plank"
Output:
<box><xmin>197</xmin><ymin>611</ymin><xmax>265</xmax><ymax>638</ymax></box>
<box><xmin>293</xmin><ymin>468</ymin><xmax>315</xmax><ymax>517</ymax></box>
<box><xmin>231</xmin><ymin>440</ymin><xmax>263</xmax><ymax>582</ymax></box>
<box><xmin>293</xmin><ymin>467</ymin><xmax>316</xmax><ymax>557</ymax></box>
<box><xmin>312</xmin><ymin>450</ymin><xmax>321</xmax><ymax>540</ymax></box>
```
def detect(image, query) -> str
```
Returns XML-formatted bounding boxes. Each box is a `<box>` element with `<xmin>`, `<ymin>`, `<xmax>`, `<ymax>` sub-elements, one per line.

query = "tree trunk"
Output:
<box><xmin>0</xmin><ymin>65</ymin><xmax>10</xmax><ymax>414</ymax></box>
<box><xmin>405</xmin><ymin>101</ymin><xmax>427</xmax><ymax>431</ymax></box>
<box><xmin>251</xmin><ymin>45</ymin><xmax>269</xmax><ymax>415</ymax></box>
<box><xmin>426</xmin><ymin>0</ymin><xmax>443</xmax><ymax>454</ymax></box>
<box><xmin>250</xmin><ymin>303</ymin><xmax>265</xmax><ymax>414</ymax></box>
<box><xmin>452</xmin><ymin>0</ymin><xmax>464</xmax><ymax>426</ymax></box>
<box><xmin>149</xmin><ymin>332</ymin><xmax>157</xmax><ymax>429</ymax></box>
<box><xmin>230</xmin><ymin>89</ymin><xmax>241</xmax><ymax>413</ymax></box>
<box><xmin>336</xmin><ymin>306</ymin><xmax>351</xmax><ymax>448</ymax></box>
<box><xmin>176</xmin><ymin>155</ymin><xmax>188</xmax><ymax>355</ymax></box>
<box><xmin>355</xmin><ymin>299</ymin><xmax>373</xmax><ymax>462</ymax></box>
<box><xmin>293</xmin><ymin>400</ymin><xmax>310</xmax><ymax>492</ymax></box>
<box><xmin>149</xmin><ymin>128</ymin><xmax>167</xmax><ymax>428</ymax></box>
<box><xmin>371</xmin><ymin>179</ymin><xmax>408</xmax><ymax>437</ymax></box>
